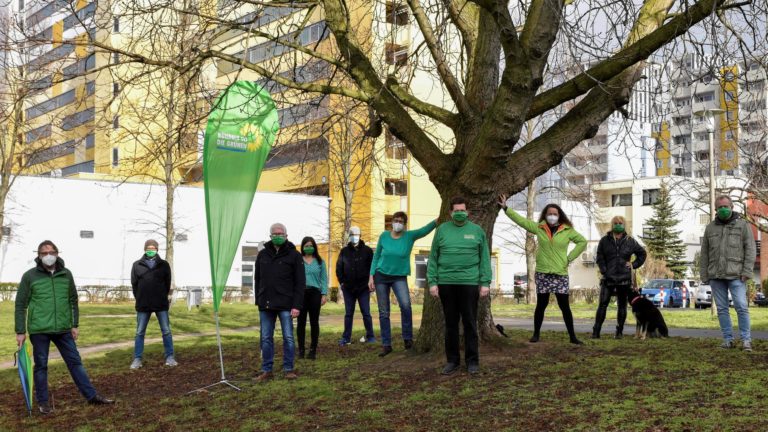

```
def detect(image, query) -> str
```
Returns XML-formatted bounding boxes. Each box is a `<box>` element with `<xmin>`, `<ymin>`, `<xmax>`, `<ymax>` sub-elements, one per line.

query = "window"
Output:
<box><xmin>113</xmin><ymin>82</ymin><xmax>120</xmax><ymax>96</ymax></box>
<box><xmin>1</xmin><ymin>226</ymin><xmax>9</xmax><ymax>236</ymax></box>
<box><xmin>611</xmin><ymin>193</ymin><xmax>632</xmax><ymax>207</ymax></box>
<box><xmin>264</xmin><ymin>136</ymin><xmax>329</xmax><ymax>169</ymax></box>
<box><xmin>673</xmin><ymin>135</ymin><xmax>691</xmax><ymax>145</ymax></box>
<box><xmin>112</xmin><ymin>148</ymin><xmax>119</xmax><ymax>167</ymax></box>
<box><xmin>18</xmin><ymin>0</ymin><xmax>23</xmax><ymax>10</ymax></box>
<box><xmin>724</xmin><ymin>91</ymin><xmax>736</xmax><ymax>102</ymax></box>
<box><xmin>113</xmin><ymin>115</ymin><xmax>119</xmax><ymax>129</ymax></box>
<box><xmin>112</xmin><ymin>52</ymin><xmax>120</xmax><ymax>64</ymax></box>
<box><xmin>700</xmin><ymin>214</ymin><xmax>710</xmax><ymax>225</ymax></box>
<box><xmin>725</xmin><ymin>130</ymin><xmax>734</xmax><ymax>140</ymax></box>
<box><xmin>673</xmin><ymin>116</ymin><xmax>690</xmax><ymax>127</ymax></box>
<box><xmin>278</xmin><ymin>97</ymin><xmax>330</xmax><ymax>128</ymax></box>
<box><xmin>726</xmin><ymin>110</ymin><xmax>737</xmax><ymax>121</ymax></box>
<box><xmin>675</xmin><ymin>98</ymin><xmax>691</xmax><ymax>108</ymax></box>
<box><xmin>385</xmin><ymin>43</ymin><xmax>408</xmax><ymax>66</ymax></box>
<box><xmin>385</xmin><ymin>129</ymin><xmax>408</xmax><ymax>159</ymax></box>
<box><xmin>724</xmin><ymin>71</ymin><xmax>735</xmax><ymax>81</ymax></box>
<box><xmin>642</xmin><ymin>226</ymin><xmax>654</xmax><ymax>239</ymax></box>
<box><xmin>25</xmin><ymin>124</ymin><xmax>52</xmax><ymax>143</ymax></box>
<box><xmin>384</xmin><ymin>178</ymin><xmax>407</xmax><ymax>196</ymax></box>
<box><xmin>28</xmin><ymin>140</ymin><xmax>76</xmax><ymax>165</ymax></box>
<box><xmin>61</xmin><ymin>160</ymin><xmax>94</xmax><ymax>176</ymax></box>
<box><xmin>642</xmin><ymin>189</ymin><xmax>660</xmax><ymax>206</ymax></box>
<box><xmin>725</xmin><ymin>150</ymin><xmax>734</xmax><ymax>160</ymax></box>
<box><xmin>61</xmin><ymin>108</ymin><xmax>95</xmax><ymax>130</ymax></box>
<box><xmin>85</xmin><ymin>133</ymin><xmax>95</xmax><ymax>149</ymax></box>
<box><xmin>113</xmin><ymin>16</ymin><xmax>120</xmax><ymax>32</ymax></box>
<box><xmin>695</xmin><ymin>92</ymin><xmax>715</xmax><ymax>102</ymax></box>
<box><xmin>26</xmin><ymin>89</ymin><xmax>76</xmax><ymax>120</ymax></box>
<box><xmin>385</xmin><ymin>2</ymin><xmax>409</xmax><ymax>26</ymax></box>
<box><xmin>175</xmin><ymin>233</ymin><xmax>188</xmax><ymax>242</ymax></box>
<box><xmin>80</xmin><ymin>230</ymin><xmax>94</xmax><ymax>239</ymax></box>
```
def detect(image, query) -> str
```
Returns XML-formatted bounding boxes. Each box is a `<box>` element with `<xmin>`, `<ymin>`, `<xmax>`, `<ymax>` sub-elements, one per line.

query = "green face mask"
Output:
<box><xmin>271</xmin><ymin>235</ymin><xmax>286</xmax><ymax>246</ymax></box>
<box><xmin>303</xmin><ymin>247</ymin><xmax>315</xmax><ymax>255</ymax></box>
<box><xmin>451</xmin><ymin>211</ymin><xmax>468</xmax><ymax>224</ymax></box>
<box><xmin>612</xmin><ymin>224</ymin><xmax>625</xmax><ymax>233</ymax></box>
<box><xmin>145</xmin><ymin>250</ymin><xmax>157</xmax><ymax>258</ymax></box>
<box><xmin>717</xmin><ymin>207</ymin><xmax>732</xmax><ymax>220</ymax></box>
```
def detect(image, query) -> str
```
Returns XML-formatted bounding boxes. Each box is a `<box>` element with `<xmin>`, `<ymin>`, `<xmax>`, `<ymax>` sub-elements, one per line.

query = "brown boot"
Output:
<box><xmin>284</xmin><ymin>371</ymin><xmax>298</xmax><ymax>380</ymax></box>
<box><xmin>254</xmin><ymin>371</ymin><xmax>273</xmax><ymax>383</ymax></box>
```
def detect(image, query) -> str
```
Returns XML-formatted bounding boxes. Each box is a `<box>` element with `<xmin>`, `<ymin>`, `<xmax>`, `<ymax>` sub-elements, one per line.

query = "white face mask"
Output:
<box><xmin>546</xmin><ymin>215</ymin><xmax>559</xmax><ymax>225</ymax></box>
<box><xmin>392</xmin><ymin>222</ymin><xmax>405</xmax><ymax>233</ymax></box>
<box><xmin>41</xmin><ymin>254</ymin><xmax>57</xmax><ymax>267</ymax></box>
<box><xmin>349</xmin><ymin>235</ymin><xmax>360</xmax><ymax>244</ymax></box>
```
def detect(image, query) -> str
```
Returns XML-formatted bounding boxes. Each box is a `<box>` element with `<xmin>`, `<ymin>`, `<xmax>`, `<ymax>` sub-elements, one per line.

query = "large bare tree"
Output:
<box><xmin>76</xmin><ymin>0</ymin><xmax>764</xmax><ymax>350</ymax></box>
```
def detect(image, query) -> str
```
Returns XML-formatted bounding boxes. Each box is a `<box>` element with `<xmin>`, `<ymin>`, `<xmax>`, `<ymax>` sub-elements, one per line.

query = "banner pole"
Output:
<box><xmin>215</xmin><ymin>310</ymin><xmax>226</xmax><ymax>381</ymax></box>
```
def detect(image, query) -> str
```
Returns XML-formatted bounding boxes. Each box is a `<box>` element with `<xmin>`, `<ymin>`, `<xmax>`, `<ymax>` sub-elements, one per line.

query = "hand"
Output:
<box><xmin>429</xmin><ymin>285</ymin><xmax>439</xmax><ymax>298</ymax></box>
<box><xmin>321</xmin><ymin>295</ymin><xmax>327</xmax><ymax>306</ymax></box>
<box><xmin>290</xmin><ymin>308</ymin><xmax>300</xmax><ymax>318</ymax></box>
<box><xmin>16</xmin><ymin>334</ymin><xmax>25</xmax><ymax>348</ymax></box>
<box><xmin>368</xmin><ymin>276</ymin><xmax>375</xmax><ymax>292</ymax></box>
<box><xmin>480</xmin><ymin>286</ymin><xmax>490</xmax><ymax>297</ymax></box>
<box><xmin>497</xmin><ymin>194</ymin><xmax>508</xmax><ymax>209</ymax></box>
<box><xmin>71</xmin><ymin>327</ymin><xmax>79</xmax><ymax>341</ymax></box>
<box><xmin>741</xmin><ymin>276</ymin><xmax>749</xmax><ymax>282</ymax></box>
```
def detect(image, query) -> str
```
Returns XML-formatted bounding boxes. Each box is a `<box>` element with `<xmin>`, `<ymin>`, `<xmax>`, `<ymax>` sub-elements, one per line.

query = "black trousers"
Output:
<box><xmin>438</xmin><ymin>284</ymin><xmax>479</xmax><ymax>366</ymax></box>
<box><xmin>297</xmin><ymin>288</ymin><xmax>322</xmax><ymax>351</ymax></box>
<box><xmin>593</xmin><ymin>282</ymin><xmax>630</xmax><ymax>334</ymax></box>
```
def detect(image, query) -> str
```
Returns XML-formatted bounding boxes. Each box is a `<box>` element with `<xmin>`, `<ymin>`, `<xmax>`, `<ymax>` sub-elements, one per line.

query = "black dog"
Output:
<box><xmin>628</xmin><ymin>290</ymin><xmax>669</xmax><ymax>339</ymax></box>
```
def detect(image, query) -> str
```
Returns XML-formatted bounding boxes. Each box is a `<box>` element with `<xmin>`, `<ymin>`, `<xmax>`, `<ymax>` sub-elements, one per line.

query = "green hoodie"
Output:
<box><xmin>15</xmin><ymin>258</ymin><xmax>79</xmax><ymax>335</ymax></box>
<box><xmin>504</xmin><ymin>208</ymin><xmax>587</xmax><ymax>276</ymax></box>
<box><xmin>427</xmin><ymin>221</ymin><xmax>492</xmax><ymax>287</ymax></box>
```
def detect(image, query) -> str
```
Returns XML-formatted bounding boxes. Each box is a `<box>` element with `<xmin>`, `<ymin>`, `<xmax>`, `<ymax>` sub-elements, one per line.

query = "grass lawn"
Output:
<box><xmin>0</xmin><ymin>328</ymin><xmax>766</xmax><ymax>431</ymax></box>
<box><xmin>491</xmin><ymin>301</ymin><xmax>768</xmax><ymax>330</ymax></box>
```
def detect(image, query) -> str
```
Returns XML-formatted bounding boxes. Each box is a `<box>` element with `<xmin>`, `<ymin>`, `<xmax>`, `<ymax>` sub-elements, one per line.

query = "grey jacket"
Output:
<box><xmin>700</xmin><ymin>212</ymin><xmax>756</xmax><ymax>282</ymax></box>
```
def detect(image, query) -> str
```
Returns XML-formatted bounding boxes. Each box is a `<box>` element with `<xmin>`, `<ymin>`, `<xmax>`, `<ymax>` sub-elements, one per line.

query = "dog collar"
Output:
<box><xmin>630</xmin><ymin>296</ymin><xmax>642</xmax><ymax>305</ymax></box>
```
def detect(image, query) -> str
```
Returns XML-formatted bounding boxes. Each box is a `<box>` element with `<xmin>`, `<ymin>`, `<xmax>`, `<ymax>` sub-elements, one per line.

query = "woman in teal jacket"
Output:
<box><xmin>298</xmin><ymin>236</ymin><xmax>328</xmax><ymax>360</ymax></box>
<box><xmin>499</xmin><ymin>195</ymin><xmax>587</xmax><ymax>344</ymax></box>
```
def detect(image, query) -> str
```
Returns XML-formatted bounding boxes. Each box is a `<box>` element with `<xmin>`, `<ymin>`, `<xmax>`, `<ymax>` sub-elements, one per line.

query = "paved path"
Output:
<box><xmin>493</xmin><ymin>317</ymin><xmax>768</xmax><ymax>340</ymax></box>
<box><xmin>5</xmin><ymin>315</ymin><xmax>763</xmax><ymax>370</ymax></box>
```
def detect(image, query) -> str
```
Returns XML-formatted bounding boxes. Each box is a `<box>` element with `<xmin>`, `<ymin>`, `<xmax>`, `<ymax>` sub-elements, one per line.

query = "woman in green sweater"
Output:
<box><xmin>499</xmin><ymin>195</ymin><xmax>587</xmax><ymax>345</ymax></box>
<box><xmin>369</xmin><ymin>211</ymin><xmax>437</xmax><ymax>356</ymax></box>
<box><xmin>298</xmin><ymin>236</ymin><xmax>328</xmax><ymax>360</ymax></box>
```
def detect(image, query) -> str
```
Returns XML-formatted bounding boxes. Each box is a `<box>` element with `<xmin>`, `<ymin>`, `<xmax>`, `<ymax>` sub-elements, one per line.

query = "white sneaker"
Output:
<box><xmin>359</xmin><ymin>336</ymin><xmax>366</xmax><ymax>343</ymax></box>
<box><xmin>130</xmin><ymin>358</ymin><xmax>143</xmax><ymax>369</ymax></box>
<box><xmin>165</xmin><ymin>356</ymin><xmax>178</xmax><ymax>367</ymax></box>
<box><xmin>743</xmin><ymin>341</ymin><xmax>752</xmax><ymax>352</ymax></box>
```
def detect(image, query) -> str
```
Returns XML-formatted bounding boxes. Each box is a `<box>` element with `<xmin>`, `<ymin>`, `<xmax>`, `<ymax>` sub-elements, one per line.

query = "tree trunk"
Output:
<box><xmin>415</xmin><ymin>187</ymin><xmax>501</xmax><ymax>353</ymax></box>
<box><xmin>165</xmin><ymin>181</ymin><xmax>176</xmax><ymax>292</ymax></box>
<box><xmin>0</xmin><ymin>182</ymin><xmax>8</xmax><ymax>245</ymax></box>
<box><xmin>525</xmin><ymin>180</ymin><xmax>537</xmax><ymax>304</ymax></box>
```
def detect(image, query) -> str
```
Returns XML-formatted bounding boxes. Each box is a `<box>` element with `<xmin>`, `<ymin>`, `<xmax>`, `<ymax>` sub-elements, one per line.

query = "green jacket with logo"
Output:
<box><xmin>15</xmin><ymin>258</ymin><xmax>79</xmax><ymax>335</ymax></box>
<box><xmin>427</xmin><ymin>221</ymin><xmax>492</xmax><ymax>287</ymax></box>
<box><xmin>504</xmin><ymin>208</ymin><xmax>587</xmax><ymax>276</ymax></box>
<box><xmin>700</xmin><ymin>212</ymin><xmax>756</xmax><ymax>282</ymax></box>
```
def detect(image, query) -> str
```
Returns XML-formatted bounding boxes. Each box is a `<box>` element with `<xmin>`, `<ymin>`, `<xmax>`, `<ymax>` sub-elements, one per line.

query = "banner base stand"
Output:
<box><xmin>187</xmin><ymin>379</ymin><xmax>241</xmax><ymax>394</ymax></box>
<box><xmin>187</xmin><ymin>310</ymin><xmax>241</xmax><ymax>394</ymax></box>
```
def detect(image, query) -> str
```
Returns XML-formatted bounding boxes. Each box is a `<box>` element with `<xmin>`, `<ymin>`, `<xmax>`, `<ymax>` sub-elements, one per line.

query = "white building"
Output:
<box><xmin>0</xmin><ymin>176</ymin><xmax>329</xmax><ymax>289</ymax></box>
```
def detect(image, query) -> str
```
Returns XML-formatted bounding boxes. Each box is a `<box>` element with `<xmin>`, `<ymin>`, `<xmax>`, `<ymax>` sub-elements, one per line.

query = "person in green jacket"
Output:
<box><xmin>499</xmin><ymin>195</ymin><xmax>587</xmax><ymax>345</ymax></box>
<box><xmin>15</xmin><ymin>240</ymin><xmax>114</xmax><ymax>414</ymax></box>
<box><xmin>428</xmin><ymin>197</ymin><xmax>492</xmax><ymax>375</ymax></box>
<box><xmin>297</xmin><ymin>236</ymin><xmax>328</xmax><ymax>360</ymax></box>
<box><xmin>369</xmin><ymin>211</ymin><xmax>437</xmax><ymax>357</ymax></box>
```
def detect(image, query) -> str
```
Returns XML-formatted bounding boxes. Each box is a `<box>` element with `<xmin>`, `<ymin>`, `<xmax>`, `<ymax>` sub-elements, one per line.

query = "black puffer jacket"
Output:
<box><xmin>596</xmin><ymin>233</ymin><xmax>647</xmax><ymax>285</ymax></box>
<box><xmin>131</xmin><ymin>255</ymin><xmax>172</xmax><ymax>312</ymax></box>
<box><xmin>254</xmin><ymin>240</ymin><xmax>305</xmax><ymax>311</ymax></box>
<box><xmin>336</xmin><ymin>241</ymin><xmax>373</xmax><ymax>294</ymax></box>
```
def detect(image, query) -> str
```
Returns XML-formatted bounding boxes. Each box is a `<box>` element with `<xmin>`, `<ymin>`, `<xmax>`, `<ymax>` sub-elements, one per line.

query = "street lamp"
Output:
<box><xmin>694</xmin><ymin>108</ymin><xmax>724</xmax><ymax>317</ymax></box>
<box><xmin>693</xmin><ymin>108</ymin><xmax>725</xmax><ymax>220</ymax></box>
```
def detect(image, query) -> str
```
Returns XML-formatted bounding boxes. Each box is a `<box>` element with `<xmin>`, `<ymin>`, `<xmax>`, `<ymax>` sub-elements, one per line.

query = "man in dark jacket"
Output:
<box><xmin>592</xmin><ymin>216</ymin><xmax>647</xmax><ymax>339</ymax></box>
<box><xmin>701</xmin><ymin>195</ymin><xmax>756</xmax><ymax>351</ymax></box>
<box><xmin>15</xmin><ymin>240</ymin><xmax>114</xmax><ymax>414</ymax></box>
<box><xmin>335</xmin><ymin>226</ymin><xmax>375</xmax><ymax>346</ymax></box>
<box><xmin>254</xmin><ymin>223</ymin><xmax>305</xmax><ymax>381</ymax></box>
<box><xmin>130</xmin><ymin>239</ymin><xmax>176</xmax><ymax>369</ymax></box>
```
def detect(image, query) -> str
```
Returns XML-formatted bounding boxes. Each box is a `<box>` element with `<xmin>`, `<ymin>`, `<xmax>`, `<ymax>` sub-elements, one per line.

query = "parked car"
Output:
<box><xmin>754</xmin><ymin>292</ymin><xmax>768</xmax><ymax>307</ymax></box>
<box><xmin>694</xmin><ymin>284</ymin><xmax>733</xmax><ymax>308</ymax></box>
<box><xmin>640</xmin><ymin>279</ymin><xmax>685</xmax><ymax>308</ymax></box>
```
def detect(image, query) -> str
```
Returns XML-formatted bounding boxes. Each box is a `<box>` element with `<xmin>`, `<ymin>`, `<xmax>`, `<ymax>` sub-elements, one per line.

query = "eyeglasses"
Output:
<box><xmin>270</xmin><ymin>234</ymin><xmax>286</xmax><ymax>238</ymax></box>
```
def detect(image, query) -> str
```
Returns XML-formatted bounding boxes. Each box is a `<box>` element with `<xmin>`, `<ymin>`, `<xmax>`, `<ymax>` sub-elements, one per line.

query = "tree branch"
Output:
<box><xmin>406</xmin><ymin>0</ymin><xmax>472</xmax><ymax>115</ymax></box>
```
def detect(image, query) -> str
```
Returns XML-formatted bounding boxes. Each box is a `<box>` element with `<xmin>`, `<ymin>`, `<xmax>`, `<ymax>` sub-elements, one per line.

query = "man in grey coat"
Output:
<box><xmin>700</xmin><ymin>195</ymin><xmax>757</xmax><ymax>352</ymax></box>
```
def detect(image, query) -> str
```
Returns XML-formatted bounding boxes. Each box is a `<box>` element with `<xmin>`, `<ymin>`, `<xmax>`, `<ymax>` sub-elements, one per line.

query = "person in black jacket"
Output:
<box><xmin>130</xmin><ymin>239</ymin><xmax>176</xmax><ymax>369</ymax></box>
<box><xmin>254</xmin><ymin>223</ymin><xmax>305</xmax><ymax>382</ymax></box>
<box><xmin>335</xmin><ymin>226</ymin><xmax>375</xmax><ymax>346</ymax></box>
<box><xmin>592</xmin><ymin>216</ymin><xmax>647</xmax><ymax>339</ymax></box>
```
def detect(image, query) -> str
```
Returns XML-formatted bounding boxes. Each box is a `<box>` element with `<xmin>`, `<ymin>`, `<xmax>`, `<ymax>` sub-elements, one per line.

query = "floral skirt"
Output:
<box><xmin>535</xmin><ymin>272</ymin><xmax>570</xmax><ymax>295</ymax></box>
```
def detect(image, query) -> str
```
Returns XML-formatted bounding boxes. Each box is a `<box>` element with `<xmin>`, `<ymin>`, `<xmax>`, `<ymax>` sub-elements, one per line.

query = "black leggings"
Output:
<box><xmin>297</xmin><ymin>289</ymin><xmax>322</xmax><ymax>351</ymax></box>
<box><xmin>533</xmin><ymin>293</ymin><xmax>578</xmax><ymax>340</ymax></box>
<box><xmin>593</xmin><ymin>283</ymin><xmax>629</xmax><ymax>334</ymax></box>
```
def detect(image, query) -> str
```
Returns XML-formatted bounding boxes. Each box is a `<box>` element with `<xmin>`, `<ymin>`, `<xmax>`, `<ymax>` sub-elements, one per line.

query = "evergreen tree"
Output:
<box><xmin>642</xmin><ymin>182</ymin><xmax>688</xmax><ymax>278</ymax></box>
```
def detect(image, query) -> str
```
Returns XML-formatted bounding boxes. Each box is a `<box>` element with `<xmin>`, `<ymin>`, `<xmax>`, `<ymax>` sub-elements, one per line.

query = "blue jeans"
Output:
<box><xmin>375</xmin><ymin>278</ymin><xmax>413</xmax><ymax>346</ymax></box>
<box><xmin>710</xmin><ymin>279</ymin><xmax>751</xmax><ymax>342</ymax></box>
<box><xmin>341</xmin><ymin>287</ymin><xmax>375</xmax><ymax>343</ymax></box>
<box><xmin>259</xmin><ymin>310</ymin><xmax>295</xmax><ymax>373</ymax></box>
<box><xmin>134</xmin><ymin>311</ymin><xmax>175</xmax><ymax>359</ymax></box>
<box><xmin>30</xmin><ymin>332</ymin><xmax>97</xmax><ymax>403</ymax></box>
